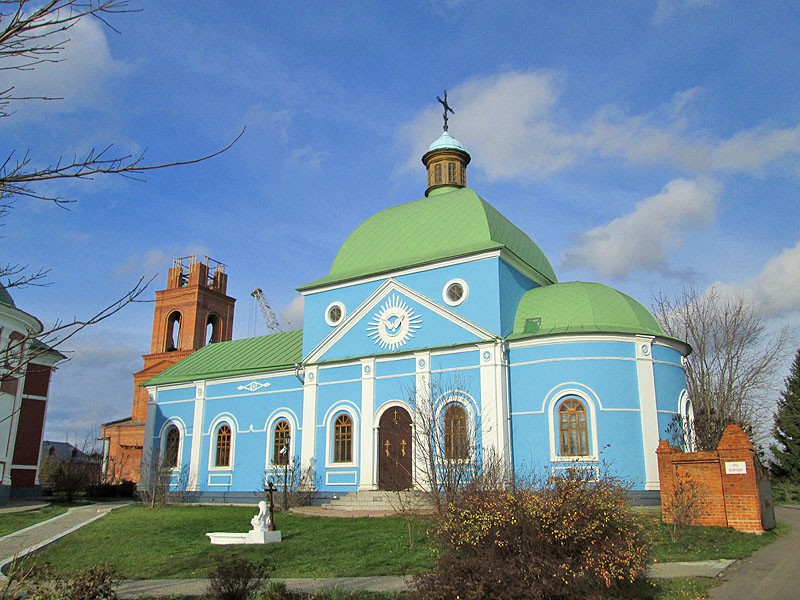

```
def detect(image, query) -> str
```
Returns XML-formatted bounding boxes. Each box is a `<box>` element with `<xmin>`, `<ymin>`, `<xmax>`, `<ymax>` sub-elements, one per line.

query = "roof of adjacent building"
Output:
<box><xmin>509</xmin><ymin>281</ymin><xmax>663</xmax><ymax>339</ymax></box>
<box><xmin>0</xmin><ymin>285</ymin><xmax>14</xmax><ymax>307</ymax></box>
<box><xmin>144</xmin><ymin>329</ymin><xmax>303</xmax><ymax>387</ymax></box>
<box><xmin>299</xmin><ymin>187</ymin><xmax>557</xmax><ymax>290</ymax></box>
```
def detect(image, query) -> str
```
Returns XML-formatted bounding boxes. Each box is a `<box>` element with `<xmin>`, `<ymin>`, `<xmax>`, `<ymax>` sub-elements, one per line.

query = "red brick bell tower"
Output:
<box><xmin>101</xmin><ymin>256</ymin><xmax>235</xmax><ymax>483</ymax></box>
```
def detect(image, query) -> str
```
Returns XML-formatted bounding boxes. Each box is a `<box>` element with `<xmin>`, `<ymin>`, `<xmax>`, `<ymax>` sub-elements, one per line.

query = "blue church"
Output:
<box><xmin>140</xmin><ymin>121</ymin><xmax>691</xmax><ymax>503</ymax></box>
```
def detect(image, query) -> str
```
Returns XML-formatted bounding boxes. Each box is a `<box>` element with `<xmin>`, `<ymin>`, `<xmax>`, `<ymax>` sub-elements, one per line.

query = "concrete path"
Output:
<box><xmin>0</xmin><ymin>501</ymin><xmax>130</xmax><ymax>576</ymax></box>
<box><xmin>710</xmin><ymin>505</ymin><xmax>800</xmax><ymax>600</ymax></box>
<box><xmin>117</xmin><ymin>576</ymin><xmax>411</xmax><ymax>598</ymax></box>
<box><xmin>4</xmin><ymin>500</ymin><xmax>791</xmax><ymax>598</ymax></box>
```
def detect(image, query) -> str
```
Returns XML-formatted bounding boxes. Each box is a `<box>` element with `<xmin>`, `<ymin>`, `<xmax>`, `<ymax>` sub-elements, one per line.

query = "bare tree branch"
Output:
<box><xmin>653</xmin><ymin>284</ymin><xmax>790</xmax><ymax>450</ymax></box>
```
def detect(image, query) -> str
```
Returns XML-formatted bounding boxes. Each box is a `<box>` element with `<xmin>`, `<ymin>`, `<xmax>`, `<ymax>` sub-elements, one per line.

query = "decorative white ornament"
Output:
<box><xmin>237</xmin><ymin>381</ymin><xmax>272</xmax><ymax>392</ymax></box>
<box><xmin>366</xmin><ymin>294</ymin><xmax>422</xmax><ymax>351</ymax></box>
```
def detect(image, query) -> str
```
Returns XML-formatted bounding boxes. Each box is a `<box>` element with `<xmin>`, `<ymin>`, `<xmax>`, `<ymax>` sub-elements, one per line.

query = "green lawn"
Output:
<box><xmin>637</xmin><ymin>511</ymin><xmax>783</xmax><ymax>562</ymax></box>
<box><xmin>0</xmin><ymin>503</ymin><xmax>70</xmax><ymax>537</ymax></box>
<box><xmin>26</xmin><ymin>503</ymin><xmax>782</xmax><ymax>600</ymax></box>
<box><xmin>32</xmin><ymin>505</ymin><xmax>435</xmax><ymax>579</ymax></box>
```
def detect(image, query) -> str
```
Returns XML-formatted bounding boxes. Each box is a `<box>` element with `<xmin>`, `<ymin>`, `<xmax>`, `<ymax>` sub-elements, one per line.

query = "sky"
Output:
<box><xmin>3</xmin><ymin>0</ymin><xmax>800</xmax><ymax>444</ymax></box>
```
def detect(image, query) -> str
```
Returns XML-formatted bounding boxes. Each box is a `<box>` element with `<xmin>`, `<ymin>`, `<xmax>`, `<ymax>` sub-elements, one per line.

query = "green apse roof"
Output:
<box><xmin>299</xmin><ymin>187</ymin><xmax>557</xmax><ymax>290</ymax></box>
<box><xmin>144</xmin><ymin>330</ymin><xmax>303</xmax><ymax>387</ymax></box>
<box><xmin>509</xmin><ymin>281</ymin><xmax>663</xmax><ymax>339</ymax></box>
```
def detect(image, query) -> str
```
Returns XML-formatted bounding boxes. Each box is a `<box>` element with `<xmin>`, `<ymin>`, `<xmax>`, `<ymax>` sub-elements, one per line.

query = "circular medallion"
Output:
<box><xmin>367</xmin><ymin>294</ymin><xmax>422</xmax><ymax>351</ymax></box>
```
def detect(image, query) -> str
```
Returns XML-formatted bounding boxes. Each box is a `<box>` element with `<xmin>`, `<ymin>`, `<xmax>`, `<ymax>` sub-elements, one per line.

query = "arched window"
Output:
<box><xmin>273</xmin><ymin>420</ymin><xmax>291</xmax><ymax>466</ymax></box>
<box><xmin>205</xmin><ymin>313</ymin><xmax>220</xmax><ymax>345</ymax></box>
<box><xmin>559</xmin><ymin>398</ymin><xmax>589</xmax><ymax>456</ymax></box>
<box><xmin>333</xmin><ymin>414</ymin><xmax>352</xmax><ymax>463</ymax></box>
<box><xmin>164</xmin><ymin>426</ymin><xmax>180</xmax><ymax>469</ymax></box>
<box><xmin>447</xmin><ymin>161</ymin><xmax>456</xmax><ymax>183</ymax></box>
<box><xmin>215</xmin><ymin>424</ymin><xmax>232</xmax><ymax>467</ymax></box>
<box><xmin>166</xmin><ymin>311</ymin><xmax>181</xmax><ymax>352</ymax></box>
<box><xmin>444</xmin><ymin>404</ymin><xmax>468</xmax><ymax>460</ymax></box>
<box><xmin>679</xmin><ymin>394</ymin><xmax>696</xmax><ymax>452</ymax></box>
<box><xmin>434</xmin><ymin>163</ymin><xmax>442</xmax><ymax>184</ymax></box>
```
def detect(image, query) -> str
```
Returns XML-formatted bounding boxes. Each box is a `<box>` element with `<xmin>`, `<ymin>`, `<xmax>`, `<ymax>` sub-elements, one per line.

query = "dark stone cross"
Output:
<box><xmin>437</xmin><ymin>90</ymin><xmax>454</xmax><ymax>131</ymax></box>
<box><xmin>266</xmin><ymin>481</ymin><xmax>277</xmax><ymax>531</ymax></box>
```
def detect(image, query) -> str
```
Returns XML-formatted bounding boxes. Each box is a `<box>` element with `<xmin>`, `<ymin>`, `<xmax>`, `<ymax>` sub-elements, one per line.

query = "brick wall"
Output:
<box><xmin>657</xmin><ymin>424</ymin><xmax>771</xmax><ymax>533</ymax></box>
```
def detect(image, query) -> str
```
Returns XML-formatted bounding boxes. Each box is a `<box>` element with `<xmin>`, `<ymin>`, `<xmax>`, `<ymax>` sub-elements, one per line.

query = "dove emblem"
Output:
<box><xmin>367</xmin><ymin>294</ymin><xmax>422</xmax><ymax>351</ymax></box>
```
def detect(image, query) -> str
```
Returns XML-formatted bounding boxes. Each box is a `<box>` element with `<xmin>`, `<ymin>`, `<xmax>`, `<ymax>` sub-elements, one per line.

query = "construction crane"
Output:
<box><xmin>250</xmin><ymin>288</ymin><xmax>281</xmax><ymax>334</ymax></box>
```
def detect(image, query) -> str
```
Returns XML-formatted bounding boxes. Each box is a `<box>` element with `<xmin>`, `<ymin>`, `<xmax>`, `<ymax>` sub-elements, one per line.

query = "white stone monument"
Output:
<box><xmin>206</xmin><ymin>500</ymin><xmax>282</xmax><ymax>545</ymax></box>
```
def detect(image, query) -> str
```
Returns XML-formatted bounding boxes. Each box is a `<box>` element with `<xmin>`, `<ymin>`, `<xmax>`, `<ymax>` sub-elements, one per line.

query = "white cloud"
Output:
<box><xmin>240</xmin><ymin>104</ymin><xmax>293</xmax><ymax>142</ymax></box>
<box><xmin>400</xmin><ymin>71</ymin><xmax>800</xmax><ymax>180</ymax></box>
<box><xmin>287</xmin><ymin>146</ymin><xmax>330</xmax><ymax>170</ymax></box>
<box><xmin>0</xmin><ymin>16</ymin><xmax>127</xmax><ymax>121</ymax></box>
<box><xmin>652</xmin><ymin>0</ymin><xmax>718</xmax><ymax>25</ymax></box>
<box><xmin>710</xmin><ymin>241</ymin><xmax>800</xmax><ymax>318</ymax></box>
<box><xmin>114</xmin><ymin>246</ymin><xmax>211</xmax><ymax>280</ymax></box>
<box><xmin>45</xmin><ymin>334</ymin><xmax>141</xmax><ymax>444</ymax></box>
<box><xmin>281</xmin><ymin>294</ymin><xmax>304</xmax><ymax>329</ymax></box>
<box><xmin>561</xmin><ymin>177</ymin><xmax>720</xmax><ymax>278</ymax></box>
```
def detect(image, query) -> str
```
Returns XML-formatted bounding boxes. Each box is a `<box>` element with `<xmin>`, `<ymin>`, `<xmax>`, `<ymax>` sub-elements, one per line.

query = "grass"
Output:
<box><xmin>637</xmin><ymin>511</ymin><xmax>784</xmax><ymax>562</ymax></box>
<box><xmin>0</xmin><ymin>503</ymin><xmax>70</xmax><ymax>537</ymax></box>
<box><xmin>25</xmin><ymin>504</ymin><xmax>783</xmax><ymax>600</ymax></box>
<box><xmin>33</xmin><ymin>505</ymin><xmax>435</xmax><ymax>579</ymax></box>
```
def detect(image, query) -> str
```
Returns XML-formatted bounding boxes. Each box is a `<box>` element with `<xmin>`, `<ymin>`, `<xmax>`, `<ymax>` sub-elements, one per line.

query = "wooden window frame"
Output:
<box><xmin>273</xmin><ymin>419</ymin><xmax>291</xmax><ymax>466</ymax></box>
<box><xmin>558</xmin><ymin>398</ymin><xmax>589</xmax><ymax>457</ymax></box>
<box><xmin>215</xmin><ymin>424</ymin><xmax>232</xmax><ymax>467</ymax></box>
<box><xmin>444</xmin><ymin>404</ymin><xmax>469</xmax><ymax>461</ymax></box>
<box><xmin>164</xmin><ymin>426</ymin><xmax>180</xmax><ymax>469</ymax></box>
<box><xmin>333</xmin><ymin>414</ymin><xmax>352</xmax><ymax>463</ymax></box>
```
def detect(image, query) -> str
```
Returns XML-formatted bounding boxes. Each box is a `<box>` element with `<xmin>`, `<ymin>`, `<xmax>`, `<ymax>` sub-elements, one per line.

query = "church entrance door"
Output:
<box><xmin>378</xmin><ymin>406</ymin><xmax>412</xmax><ymax>490</ymax></box>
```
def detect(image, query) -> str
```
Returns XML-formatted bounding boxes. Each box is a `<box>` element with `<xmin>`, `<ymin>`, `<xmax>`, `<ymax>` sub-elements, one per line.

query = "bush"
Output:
<box><xmin>772</xmin><ymin>481</ymin><xmax>800</xmax><ymax>504</ymax></box>
<box><xmin>19</xmin><ymin>562</ymin><xmax>118</xmax><ymax>600</ymax></box>
<box><xmin>208</xmin><ymin>554</ymin><xmax>273</xmax><ymax>600</ymax></box>
<box><xmin>85</xmin><ymin>480</ymin><xmax>136</xmax><ymax>499</ymax></box>
<box><xmin>414</xmin><ymin>470</ymin><xmax>648</xmax><ymax>600</ymax></box>
<box><xmin>666</xmin><ymin>473</ymin><xmax>703</xmax><ymax>542</ymax></box>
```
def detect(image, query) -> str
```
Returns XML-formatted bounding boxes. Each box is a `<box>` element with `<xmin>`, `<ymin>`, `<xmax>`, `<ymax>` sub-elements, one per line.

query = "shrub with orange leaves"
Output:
<box><xmin>413</xmin><ymin>470</ymin><xmax>648</xmax><ymax>600</ymax></box>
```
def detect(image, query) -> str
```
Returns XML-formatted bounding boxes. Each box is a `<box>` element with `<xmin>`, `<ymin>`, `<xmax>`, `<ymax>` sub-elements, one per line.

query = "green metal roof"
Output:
<box><xmin>144</xmin><ymin>330</ymin><xmax>303</xmax><ymax>387</ymax></box>
<box><xmin>0</xmin><ymin>285</ymin><xmax>15</xmax><ymax>307</ymax></box>
<box><xmin>509</xmin><ymin>281</ymin><xmax>662</xmax><ymax>339</ymax></box>
<box><xmin>299</xmin><ymin>187</ymin><xmax>557</xmax><ymax>290</ymax></box>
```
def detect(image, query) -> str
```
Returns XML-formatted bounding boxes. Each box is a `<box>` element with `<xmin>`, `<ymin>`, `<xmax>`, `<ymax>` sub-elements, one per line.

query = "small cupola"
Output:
<box><xmin>422</xmin><ymin>91</ymin><xmax>471</xmax><ymax>197</ymax></box>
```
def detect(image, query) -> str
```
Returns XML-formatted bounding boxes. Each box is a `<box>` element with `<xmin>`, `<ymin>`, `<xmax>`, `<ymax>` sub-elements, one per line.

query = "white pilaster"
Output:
<box><xmin>635</xmin><ymin>336</ymin><xmax>660</xmax><ymax>490</ymax></box>
<box><xmin>479</xmin><ymin>341</ymin><xmax>511</xmax><ymax>473</ymax></box>
<box><xmin>187</xmin><ymin>383</ymin><xmax>205</xmax><ymax>491</ymax></box>
<box><xmin>413</xmin><ymin>351</ymin><xmax>431</xmax><ymax>490</ymax></box>
<box><xmin>359</xmin><ymin>358</ymin><xmax>376</xmax><ymax>490</ymax></box>
<box><xmin>301</xmin><ymin>365</ymin><xmax>318</xmax><ymax>489</ymax></box>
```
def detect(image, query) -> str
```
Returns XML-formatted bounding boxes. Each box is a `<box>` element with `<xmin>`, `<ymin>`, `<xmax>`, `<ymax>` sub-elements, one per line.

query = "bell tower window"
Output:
<box><xmin>206</xmin><ymin>313</ymin><xmax>220</xmax><ymax>345</ymax></box>
<box><xmin>166</xmin><ymin>311</ymin><xmax>181</xmax><ymax>352</ymax></box>
<box><xmin>434</xmin><ymin>163</ymin><xmax>442</xmax><ymax>184</ymax></box>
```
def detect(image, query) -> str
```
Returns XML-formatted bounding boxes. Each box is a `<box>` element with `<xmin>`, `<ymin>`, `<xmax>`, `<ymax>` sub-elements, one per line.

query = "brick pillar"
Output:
<box><xmin>717</xmin><ymin>425</ymin><xmax>763</xmax><ymax>533</ymax></box>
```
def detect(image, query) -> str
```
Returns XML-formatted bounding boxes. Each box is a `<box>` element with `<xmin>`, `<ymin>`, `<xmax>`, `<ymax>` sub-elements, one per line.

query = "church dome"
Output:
<box><xmin>510</xmin><ymin>281</ymin><xmax>662</xmax><ymax>339</ymax></box>
<box><xmin>299</xmin><ymin>187</ymin><xmax>557</xmax><ymax>290</ymax></box>
<box><xmin>427</xmin><ymin>131</ymin><xmax>467</xmax><ymax>152</ymax></box>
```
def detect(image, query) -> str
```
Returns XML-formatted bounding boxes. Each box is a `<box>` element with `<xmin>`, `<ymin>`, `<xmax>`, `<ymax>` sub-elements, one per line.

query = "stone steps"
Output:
<box><xmin>320</xmin><ymin>490</ymin><xmax>434</xmax><ymax>513</ymax></box>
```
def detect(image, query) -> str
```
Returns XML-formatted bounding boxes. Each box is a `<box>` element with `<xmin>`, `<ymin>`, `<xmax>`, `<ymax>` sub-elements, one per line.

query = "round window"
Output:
<box><xmin>442</xmin><ymin>279</ymin><xmax>469</xmax><ymax>306</ymax></box>
<box><xmin>325</xmin><ymin>302</ymin><xmax>345</xmax><ymax>326</ymax></box>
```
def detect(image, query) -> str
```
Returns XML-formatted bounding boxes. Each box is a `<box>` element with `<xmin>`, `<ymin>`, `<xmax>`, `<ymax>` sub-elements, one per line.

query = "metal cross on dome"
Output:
<box><xmin>437</xmin><ymin>90</ymin><xmax>454</xmax><ymax>131</ymax></box>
